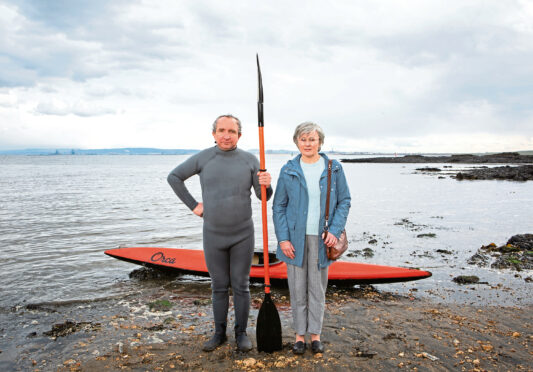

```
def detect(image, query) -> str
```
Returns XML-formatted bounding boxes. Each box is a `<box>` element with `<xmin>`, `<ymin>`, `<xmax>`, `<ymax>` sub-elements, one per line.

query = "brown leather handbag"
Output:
<box><xmin>323</xmin><ymin>160</ymin><xmax>348</xmax><ymax>260</ymax></box>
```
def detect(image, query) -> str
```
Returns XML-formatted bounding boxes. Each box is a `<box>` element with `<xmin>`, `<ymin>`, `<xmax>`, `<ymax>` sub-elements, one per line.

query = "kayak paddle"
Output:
<box><xmin>255</xmin><ymin>54</ymin><xmax>282</xmax><ymax>353</ymax></box>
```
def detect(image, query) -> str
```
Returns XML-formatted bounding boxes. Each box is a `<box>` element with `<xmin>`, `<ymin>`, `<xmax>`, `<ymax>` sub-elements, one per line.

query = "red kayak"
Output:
<box><xmin>105</xmin><ymin>247</ymin><xmax>431</xmax><ymax>285</ymax></box>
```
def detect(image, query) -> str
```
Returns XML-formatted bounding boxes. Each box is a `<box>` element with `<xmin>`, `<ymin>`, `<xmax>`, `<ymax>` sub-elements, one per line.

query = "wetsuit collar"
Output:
<box><xmin>215</xmin><ymin>145</ymin><xmax>238</xmax><ymax>153</ymax></box>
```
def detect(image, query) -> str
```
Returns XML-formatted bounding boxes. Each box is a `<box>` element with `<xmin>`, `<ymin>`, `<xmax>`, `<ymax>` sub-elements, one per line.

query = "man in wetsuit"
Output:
<box><xmin>167</xmin><ymin>114</ymin><xmax>272</xmax><ymax>352</ymax></box>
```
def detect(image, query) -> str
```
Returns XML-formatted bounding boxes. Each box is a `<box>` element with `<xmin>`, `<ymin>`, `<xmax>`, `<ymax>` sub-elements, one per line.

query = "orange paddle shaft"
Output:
<box><xmin>258</xmin><ymin>126</ymin><xmax>271</xmax><ymax>293</ymax></box>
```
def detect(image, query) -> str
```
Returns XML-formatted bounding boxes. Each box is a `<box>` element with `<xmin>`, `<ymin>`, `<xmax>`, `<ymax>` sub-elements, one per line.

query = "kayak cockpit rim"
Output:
<box><xmin>251</xmin><ymin>251</ymin><xmax>282</xmax><ymax>267</ymax></box>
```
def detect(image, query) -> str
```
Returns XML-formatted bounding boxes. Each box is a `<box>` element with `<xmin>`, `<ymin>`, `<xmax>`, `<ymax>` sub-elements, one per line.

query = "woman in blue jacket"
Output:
<box><xmin>273</xmin><ymin>122</ymin><xmax>351</xmax><ymax>355</ymax></box>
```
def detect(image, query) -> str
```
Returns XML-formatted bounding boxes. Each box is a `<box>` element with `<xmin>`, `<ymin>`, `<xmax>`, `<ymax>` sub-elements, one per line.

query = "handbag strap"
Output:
<box><xmin>324</xmin><ymin>160</ymin><xmax>333</xmax><ymax>232</ymax></box>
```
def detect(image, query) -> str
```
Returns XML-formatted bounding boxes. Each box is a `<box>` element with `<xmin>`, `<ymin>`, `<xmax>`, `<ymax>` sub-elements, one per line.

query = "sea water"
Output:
<box><xmin>0</xmin><ymin>154</ymin><xmax>531</xmax><ymax>310</ymax></box>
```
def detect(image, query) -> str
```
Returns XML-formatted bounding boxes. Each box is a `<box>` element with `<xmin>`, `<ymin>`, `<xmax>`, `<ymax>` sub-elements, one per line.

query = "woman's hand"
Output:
<box><xmin>280</xmin><ymin>241</ymin><xmax>295</xmax><ymax>259</ymax></box>
<box><xmin>322</xmin><ymin>232</ymin><xmax>338</xmax><ymax>248</ymax></box>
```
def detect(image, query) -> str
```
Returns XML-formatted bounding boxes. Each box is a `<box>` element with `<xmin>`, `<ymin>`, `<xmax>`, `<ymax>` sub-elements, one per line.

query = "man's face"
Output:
<box><xmin>212</xmin><ymin>117</ymin><xmax>241</xmax><ymax>151</ymax></box>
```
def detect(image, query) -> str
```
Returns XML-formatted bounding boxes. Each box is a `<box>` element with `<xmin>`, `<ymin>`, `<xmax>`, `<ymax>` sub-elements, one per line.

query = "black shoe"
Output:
<box><xmin>292</xmin><ymin>341</ymin><xmax>306</xmax><ymax>355</ymax></box>
<box><xmin>202</xmin><ymin>334</ymin><xmax>227</xmax><ymax>352</ymax></box>
<box><xmin>311</xmin><ymin>340</ymin><xmax>325</xmax><ymax>354</ymax></box>
<box><xmin>236</xmin><ymin>333</ymin><xmax>253</xmax><ymax>352</ymax></box>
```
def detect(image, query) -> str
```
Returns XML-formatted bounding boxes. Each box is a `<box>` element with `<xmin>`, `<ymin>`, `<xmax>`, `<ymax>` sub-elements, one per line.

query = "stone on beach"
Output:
<box><xmin>468</xmin><ymin>234</ymin><xmax>533</xmax><ymax>271</ymax></box>
<box><xmin>452</xmin><ymin>275</ymin><xmax>480</xmax><ymax>285</ymax></box>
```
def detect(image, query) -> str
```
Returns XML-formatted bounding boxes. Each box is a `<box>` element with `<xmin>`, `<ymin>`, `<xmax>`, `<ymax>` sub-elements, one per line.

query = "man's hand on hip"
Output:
<box><xmin>193</xmin><ymin>203</ymin><xmax>204</xmax><ymax>217</ymax></box>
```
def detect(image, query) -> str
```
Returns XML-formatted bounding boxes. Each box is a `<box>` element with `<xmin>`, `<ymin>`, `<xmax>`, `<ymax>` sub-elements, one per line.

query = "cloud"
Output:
<box><xmin>0</xmin><ymin>4</ymin><xmax>108</xmax><ymax>86</ymax></box>
<box><xmin>0</xmin><ymin>1</ymin><xmax>194</xmax><ymax>88</ymax></box>
<box><xmin>34</xmin><ymin>101</ymin><xmax>115</xmax><ymax>117</ymax></box>
<box><xmin>0</xmin><ymin>0</ymin><xmax>531</xmax><ymax>152</ymax></box>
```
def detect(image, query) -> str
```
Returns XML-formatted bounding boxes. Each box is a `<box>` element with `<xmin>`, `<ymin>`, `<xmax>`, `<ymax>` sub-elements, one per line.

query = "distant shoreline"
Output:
<box><xmin>0</xmin><ymin>148</ymin><xmax>292</xmax><ymax>156</ymax></box>
<box><xmin>0</xmin><ymin>148</ymin><xmax>201</xmax><ymax>156</ymax></box>
<box><xmin>341</xmin><ymin>152</ymin><xmax>533</xmax><ymax>164</ymax></box>
<box><xmin>1</xmin><ymin>148</ymin><xmax>532</xmax><ymax>156</ymax></box>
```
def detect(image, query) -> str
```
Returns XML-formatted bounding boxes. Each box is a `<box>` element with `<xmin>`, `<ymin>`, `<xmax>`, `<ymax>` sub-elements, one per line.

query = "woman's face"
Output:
<box><xmin>297</xmin><ymin>130</ymin><xmax>320</xmax><ymax>159</ymax></box>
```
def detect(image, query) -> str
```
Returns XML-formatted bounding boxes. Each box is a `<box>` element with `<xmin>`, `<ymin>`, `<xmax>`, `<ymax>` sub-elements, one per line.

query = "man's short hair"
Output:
<box><xmin>212</xmin><ymin>114</ymin><xmax>242</xmax><ymax>134</ymax></box>
<box><xmin>293</xmin><ymin>122</ymin><xmax>325</xmax><ymax>151</ymax></box>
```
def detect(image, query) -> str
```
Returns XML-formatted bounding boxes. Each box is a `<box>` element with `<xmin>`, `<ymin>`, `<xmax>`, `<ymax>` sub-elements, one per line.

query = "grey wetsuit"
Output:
<box><xmin>167</xmin><ymin>146</ymin><xmax>272</xmax><ymax>336</ymax></box>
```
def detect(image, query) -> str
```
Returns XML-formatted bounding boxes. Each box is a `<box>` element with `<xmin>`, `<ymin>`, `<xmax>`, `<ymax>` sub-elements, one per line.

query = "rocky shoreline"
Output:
<box><xmin>413</xmin><ymin>164</ymin><xmax>533</xmax><ymax>181</ymax></box>
<box><xmin>468</xmin><ymin>234</ymin><xmax>533</xmax><ymax>272</ymax></box>
<box><xmin>341</xmin><ymin>152</ymin><xmax>533</xmax><ymax>164</ymax></box>
<box><xmin>4</xmin><ymin>234</ymin><xmax>532</xmax><ymax>371</ymax></box>
<box><xmin>454</xmin><ymin>165</ymin><xmax>533</xmax><ymax>181</ymax></box>
<box><xmin>342</xmin><ymin>152</ymin><xmax>533</xmax><ymax>181</ymax></box>
<box><xmin>14</xmin><ymin>286</ymin><xmax>531</xmax><ymax>372</ymax></box>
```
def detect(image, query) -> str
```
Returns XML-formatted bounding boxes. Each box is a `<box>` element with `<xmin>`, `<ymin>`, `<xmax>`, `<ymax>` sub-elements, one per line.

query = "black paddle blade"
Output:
<box><xmin>256</xmin><ymin>293</ymin><xmax>282</xmax><ymax>352</ymax></box>
<box><xmin>256</xmin><ymin>54</ymin><xmax>264</xmax><ymax>127</ymax></box>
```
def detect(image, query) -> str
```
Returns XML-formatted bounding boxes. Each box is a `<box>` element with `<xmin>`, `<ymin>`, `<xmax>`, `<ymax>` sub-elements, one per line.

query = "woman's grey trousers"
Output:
<box><xmin>287</xmin><ymin>235</ymin><xmax>329</xmax><ymax>336</ymax></box>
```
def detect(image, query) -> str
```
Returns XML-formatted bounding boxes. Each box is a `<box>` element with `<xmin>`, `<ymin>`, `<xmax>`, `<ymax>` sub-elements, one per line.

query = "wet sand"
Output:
<box><xmin>11</xmin><ymin>281</ymin><xmax>531</xmax><ymax>372</ymax></box>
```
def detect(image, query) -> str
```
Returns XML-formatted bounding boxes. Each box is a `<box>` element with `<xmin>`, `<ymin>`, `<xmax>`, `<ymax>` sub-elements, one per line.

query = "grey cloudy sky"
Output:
<box><xmin>1</xmin><ymin>0</ymin><xmax>532</xmax><ymax>152</ymax></box>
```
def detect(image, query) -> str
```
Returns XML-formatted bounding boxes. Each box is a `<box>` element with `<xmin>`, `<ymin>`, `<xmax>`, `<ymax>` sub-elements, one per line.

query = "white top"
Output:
<box><xmin>300</xmin><ymin>158</ymin><xmax>325</xmax><ymax>235</ymax></box>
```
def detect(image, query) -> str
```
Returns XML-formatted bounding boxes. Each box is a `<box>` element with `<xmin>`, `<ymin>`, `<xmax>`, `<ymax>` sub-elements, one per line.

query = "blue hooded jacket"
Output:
<box><xmin>272</xmin><ymin>153</ymin><xmax>351</xmax><ymax>269</ymax></box>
